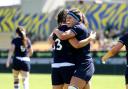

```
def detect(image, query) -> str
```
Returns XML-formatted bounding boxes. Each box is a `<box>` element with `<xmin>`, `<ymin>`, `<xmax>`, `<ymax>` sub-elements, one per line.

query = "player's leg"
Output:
<box><xmin>63</xmin><ymin>84</ymin><xmax>69</xmax><ymax>89</ymax></box>
<box><xmin>68</xmin><ymin>78</ymin><xmax>92</xmax><ymax>89</ymax></box>
<box><xmin>52</xmin><ymin>68</ymin><xmax>64</xmax><ymax>89</ymax></box>
<box><xmin>20</xmin><ymin>71</ymin><xmax>29</xmax><ymax>89</ymax></box>
<box><xmin>53</xmin><ymin>85</ymin><xmax>64</xmax><ymax>89</ymax></box>
<box><xmin>12</xmin><ymin>69</ymin><xmax>20</xmax><ymax>89</ymax></box>
<box><xmin>20</xmin><ymin>60</ymin><xmax>30</xmax><ymax>89</ymax></box>
<box><xmin>62</xmin><ymin>66</ymin><xmax>76</xmax><ymax>89</ymax></box>
<box><xmin>68</xmin><ymin>61</ymin><xmax>94</xmax><ymax>89</ymax></box>
<box><xmin>68</xmin><ymin>76</ymin><xmax>87</xmax><ymax>89</ymax></box>
<box><xmin>83</xmin><ymin>81</ymin><xmax>91</xmax><ymax>89</ymax></box>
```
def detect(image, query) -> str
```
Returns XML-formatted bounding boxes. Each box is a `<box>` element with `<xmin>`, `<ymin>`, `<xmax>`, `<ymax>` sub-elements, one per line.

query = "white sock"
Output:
<box><xmin>23</xmin><ymin>77</ymin><xmax>29</xmax><ymax>89</ymax></box>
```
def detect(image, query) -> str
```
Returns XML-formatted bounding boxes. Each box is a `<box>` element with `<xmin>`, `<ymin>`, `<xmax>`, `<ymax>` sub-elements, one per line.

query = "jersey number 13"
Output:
<box><xmin>53</xmin><ymin>39</ymin><xmax>62</xmax><ymax>50</ymax></box>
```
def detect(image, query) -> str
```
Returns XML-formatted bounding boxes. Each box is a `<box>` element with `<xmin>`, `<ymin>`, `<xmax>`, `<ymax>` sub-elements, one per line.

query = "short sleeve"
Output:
<box><xmin>11</xmin><ymin>39</ymin><xmax>15</xmax><ymax>45</ymax></box>
<box><xmin>71</xmin><ymin>26</ymin><xmax>84</xmax><ymax>36</ymax></box>
<box><xmin>119</xmin><ymin>33</ymin><xmax>128</xmax><ymax>45</ymax></box>
<box><xmin>58</xmin><ymin>25</ymin><xmax>68</xmax><ymax>32</ymax></box>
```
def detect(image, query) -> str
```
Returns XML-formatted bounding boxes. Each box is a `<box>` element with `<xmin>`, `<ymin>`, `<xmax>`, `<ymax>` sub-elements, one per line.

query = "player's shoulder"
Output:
<box><xmin>124</xmin><ymin>32</ymin><xmax>128</xmax><ymax>36</ymax></box>
<box><xmin>119</xmin><ymin>32</ymin><xmax>128</xmax><ymax>42</ymax></box>
<box><xmin>74</xmin><ymin>23</ymin><xmax>87</xmax><ymax>30</ymax></box>
<box><xmin>121</xmin><ymin>32</ymin><xmax>128</xmax><ymax>38</ymax></box>
<box><xmin>11</xmin><ymin>37</ymin><xmax>19</xmax><ymax>44</ymax></box>
<box><xmin>12</xmin><ymin>37</ymin><xmax>18</xmax><ymax>41</ymax></box>
<box><xmin>58</xmin><ymin>24</ymin><xmax>68</xmax><ymax>31</ymax></box>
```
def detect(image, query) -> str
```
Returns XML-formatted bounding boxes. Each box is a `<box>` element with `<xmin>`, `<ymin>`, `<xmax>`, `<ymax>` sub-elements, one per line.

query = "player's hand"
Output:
<box><xmin>89</xmin><ymin>31</ymin><xmax>96</xmax><ymax>40</ymax></box>
<box><xmin>6</xmin><ymin>59</ymin><xmax>11</xmax><ymax>68</ymax></box>
<box><xmin>101</xmin><ymin>56</ymin><xmax>107</xmax><ymax>64</ymax></box>
<box><xmin>53</xmin><ymin>28</ymin><xmax>59</xmax><ymax>34</ymax></box>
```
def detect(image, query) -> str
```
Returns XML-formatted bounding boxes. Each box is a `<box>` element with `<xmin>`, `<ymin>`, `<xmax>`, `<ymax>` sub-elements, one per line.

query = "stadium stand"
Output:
<box><xmin>0</xmin><ymin>32</ymin><xmax>13</xmax><ymax>49</ymax></box>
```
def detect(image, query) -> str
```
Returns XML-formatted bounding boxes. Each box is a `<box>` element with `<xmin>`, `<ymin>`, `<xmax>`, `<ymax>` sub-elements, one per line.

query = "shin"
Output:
<box><xmin>13</xmin><ymin>70</ymin><xmax>20</xmax><ymax>89</ymax></box>
<box><xmin>21</xmin><ymin>71</ymin><xmax>29</xmax><ymax>89</ymax></box>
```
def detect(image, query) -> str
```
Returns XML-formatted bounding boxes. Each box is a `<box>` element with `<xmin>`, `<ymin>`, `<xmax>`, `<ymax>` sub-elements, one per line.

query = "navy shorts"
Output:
<box><xmin>12</xmin><ymin>57</ymin><xmax>31</xmax><ymax>72</ymax></box>
<box><xmin>73</xmin><ymin>61</ymin><xmax>95</xmax><ymax>82</ymax></box>
<box><xmin>125</xmin><ymin>67</ymin><xmax>128</xmax><ymax>84</ymax></box>
<box><xmin>52</xmin><ymin>66</ymin><xmax>76</xmax><ymax>85</ymax></box>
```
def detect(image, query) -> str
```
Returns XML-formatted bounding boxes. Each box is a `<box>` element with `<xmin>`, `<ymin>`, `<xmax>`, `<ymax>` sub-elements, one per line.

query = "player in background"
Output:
<box><xmin>53</xmin><ymin>9</ymin><xmax>96</xmax><ymax>89</ymax></box>
<box><xmin>102</xmin><ymin>32</ymin><xmax>128</xmax><ymax>89</ymax></box>
<box><xmin>6</xmin><ymin>26</ymin><xmax>33</xmax><ymax>89</ymax></box>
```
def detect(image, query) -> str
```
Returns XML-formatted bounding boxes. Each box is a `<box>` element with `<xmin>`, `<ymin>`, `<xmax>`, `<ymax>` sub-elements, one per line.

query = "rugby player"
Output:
<box><xmin>6</xmin><ymin>26</ymin><xmax>33</xmax><ymax>89</ymax></box>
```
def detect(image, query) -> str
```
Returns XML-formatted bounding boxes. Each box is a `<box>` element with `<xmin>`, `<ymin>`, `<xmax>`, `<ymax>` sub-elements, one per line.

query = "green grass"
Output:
<box><xmin>92</xmin><ymin>75</ymin><xmax>125</xmax><ymax>89</ymax></box>
<box><xmin>0</xmin><ymin>73</ymin><xmax>125</xmax><ymax>89</ymax></box>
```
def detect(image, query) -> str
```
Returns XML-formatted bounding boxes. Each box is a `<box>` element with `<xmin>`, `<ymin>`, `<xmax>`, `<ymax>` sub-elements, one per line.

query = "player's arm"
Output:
<box><xmin>68</xmin><ymin>31</ymin><xmax>96</xmax><ymax>48</ymax></box>
<box><xmin>28</xmin><ymin>46</ymin><xmax>33</xmax><ymax>57</ymax></box>
<box><xmin>48</xmin><ymin>32</ymin><xmax>55</xmax><ymax>44</ymax></box>
<box><xmin>6</xmin><ymin>44</ymin><xmax>15</xmax><ymax>68</ymax></box>
<box><xmin>53</xmin><ymin>28</ymin><xmax>75</xmax><ymax>40</ymax></box>
<box><xmin>101</xmin><ymin>42</ymin><xmax>124</xmax><ymax>63</ymax></box>
<box><xmin>27</xmin><ymin>39</ymin><xmax>33</xmax><ymax>57</ymax></box>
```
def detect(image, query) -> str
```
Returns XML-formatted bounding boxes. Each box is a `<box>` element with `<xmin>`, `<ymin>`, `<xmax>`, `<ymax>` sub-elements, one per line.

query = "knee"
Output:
<box><xmin>21</xmin><ymin>73</ymin><xmax>29</xmax><ymax>83</ymax></box>
<box><xmin>22</xmin><ymin>76</ymin><xmax>29</xmax><ymax>84</ymax></box>
<box><xmin>68</xmin><ymin>86</ymin><xmax>79</xmax><ymax>89</ymax></box>
<box><xmin>22</xmin><ymin>77</ymin><xmax>29</xmax><ymax>82</ymax></box>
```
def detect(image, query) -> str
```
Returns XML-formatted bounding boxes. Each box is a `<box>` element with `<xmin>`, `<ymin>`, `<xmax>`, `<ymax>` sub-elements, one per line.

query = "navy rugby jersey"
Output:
<box><xmin>11</xmin><ymin>37</ymin><xmax>31</xmax><ymax>57</ymax></box>
<box><xmin>53</xmin><ymin>25</ymin><xmax>75</xmax><ymax>63</ymax></box>
<box><xmin>119</xmin><ymin>32</ymin><xmax>128</xmax><ymax>64</ymax></box>
<box><xmin>71</xmin><ymin>23</ymin><xmax>92</xmax><ymax>63</ymax></box>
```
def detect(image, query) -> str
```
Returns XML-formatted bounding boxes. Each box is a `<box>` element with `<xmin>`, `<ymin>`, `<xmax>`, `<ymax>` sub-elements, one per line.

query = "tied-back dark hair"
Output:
<box><xmin>16</xmin><ymin>26</ymin><xmax>27</xmax><ymax>48</ymax></box>
<box><xmin>57</xmin><ymin>9</ymin><xmax>68</xmax><ymax>25</ymax></box>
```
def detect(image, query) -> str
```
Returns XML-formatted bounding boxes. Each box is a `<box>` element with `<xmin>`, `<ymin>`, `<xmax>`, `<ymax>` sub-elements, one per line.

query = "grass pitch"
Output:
<box><xmin>0</xmin><ymin>73</ymin><xmax>125</xmax><ymax>89</ymax></box>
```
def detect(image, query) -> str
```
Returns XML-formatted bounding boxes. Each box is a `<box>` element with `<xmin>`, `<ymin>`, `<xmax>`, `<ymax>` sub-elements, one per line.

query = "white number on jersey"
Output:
<box><xmin>20</xmin><ymin>46</ymin><xmax>26</xmax><ymax>52</ymax></box>
<box><xmin>53</xmin><ymin>38</ymin><xmax>62</xmax><ymax>50</ymax></box>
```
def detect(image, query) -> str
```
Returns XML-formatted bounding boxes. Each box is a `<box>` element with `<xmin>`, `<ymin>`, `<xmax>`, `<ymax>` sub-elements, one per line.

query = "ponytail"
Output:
<box><xmin>21</xmin><ymin>30</ymin><xmax>27</xmax><ymax>48</ymax></box>
<box><xmin>16</xmin><ymin>26</ymin><xmax>27</xmax><ymax>48</ymax></box>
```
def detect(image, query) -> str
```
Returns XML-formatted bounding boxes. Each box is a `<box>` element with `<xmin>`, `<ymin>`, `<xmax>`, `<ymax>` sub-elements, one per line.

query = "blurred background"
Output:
<box><xmin>0</xmin><ymin>0</ymin><xmax>128</xmax><ymax>89</ymax></box>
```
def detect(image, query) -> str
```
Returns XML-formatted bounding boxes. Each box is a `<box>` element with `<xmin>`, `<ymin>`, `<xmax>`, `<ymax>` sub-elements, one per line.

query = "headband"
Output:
<box><xmin>68</xmin><ymin>11</ymin><xmax>80</xmax><ymax>22</ymax></box>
